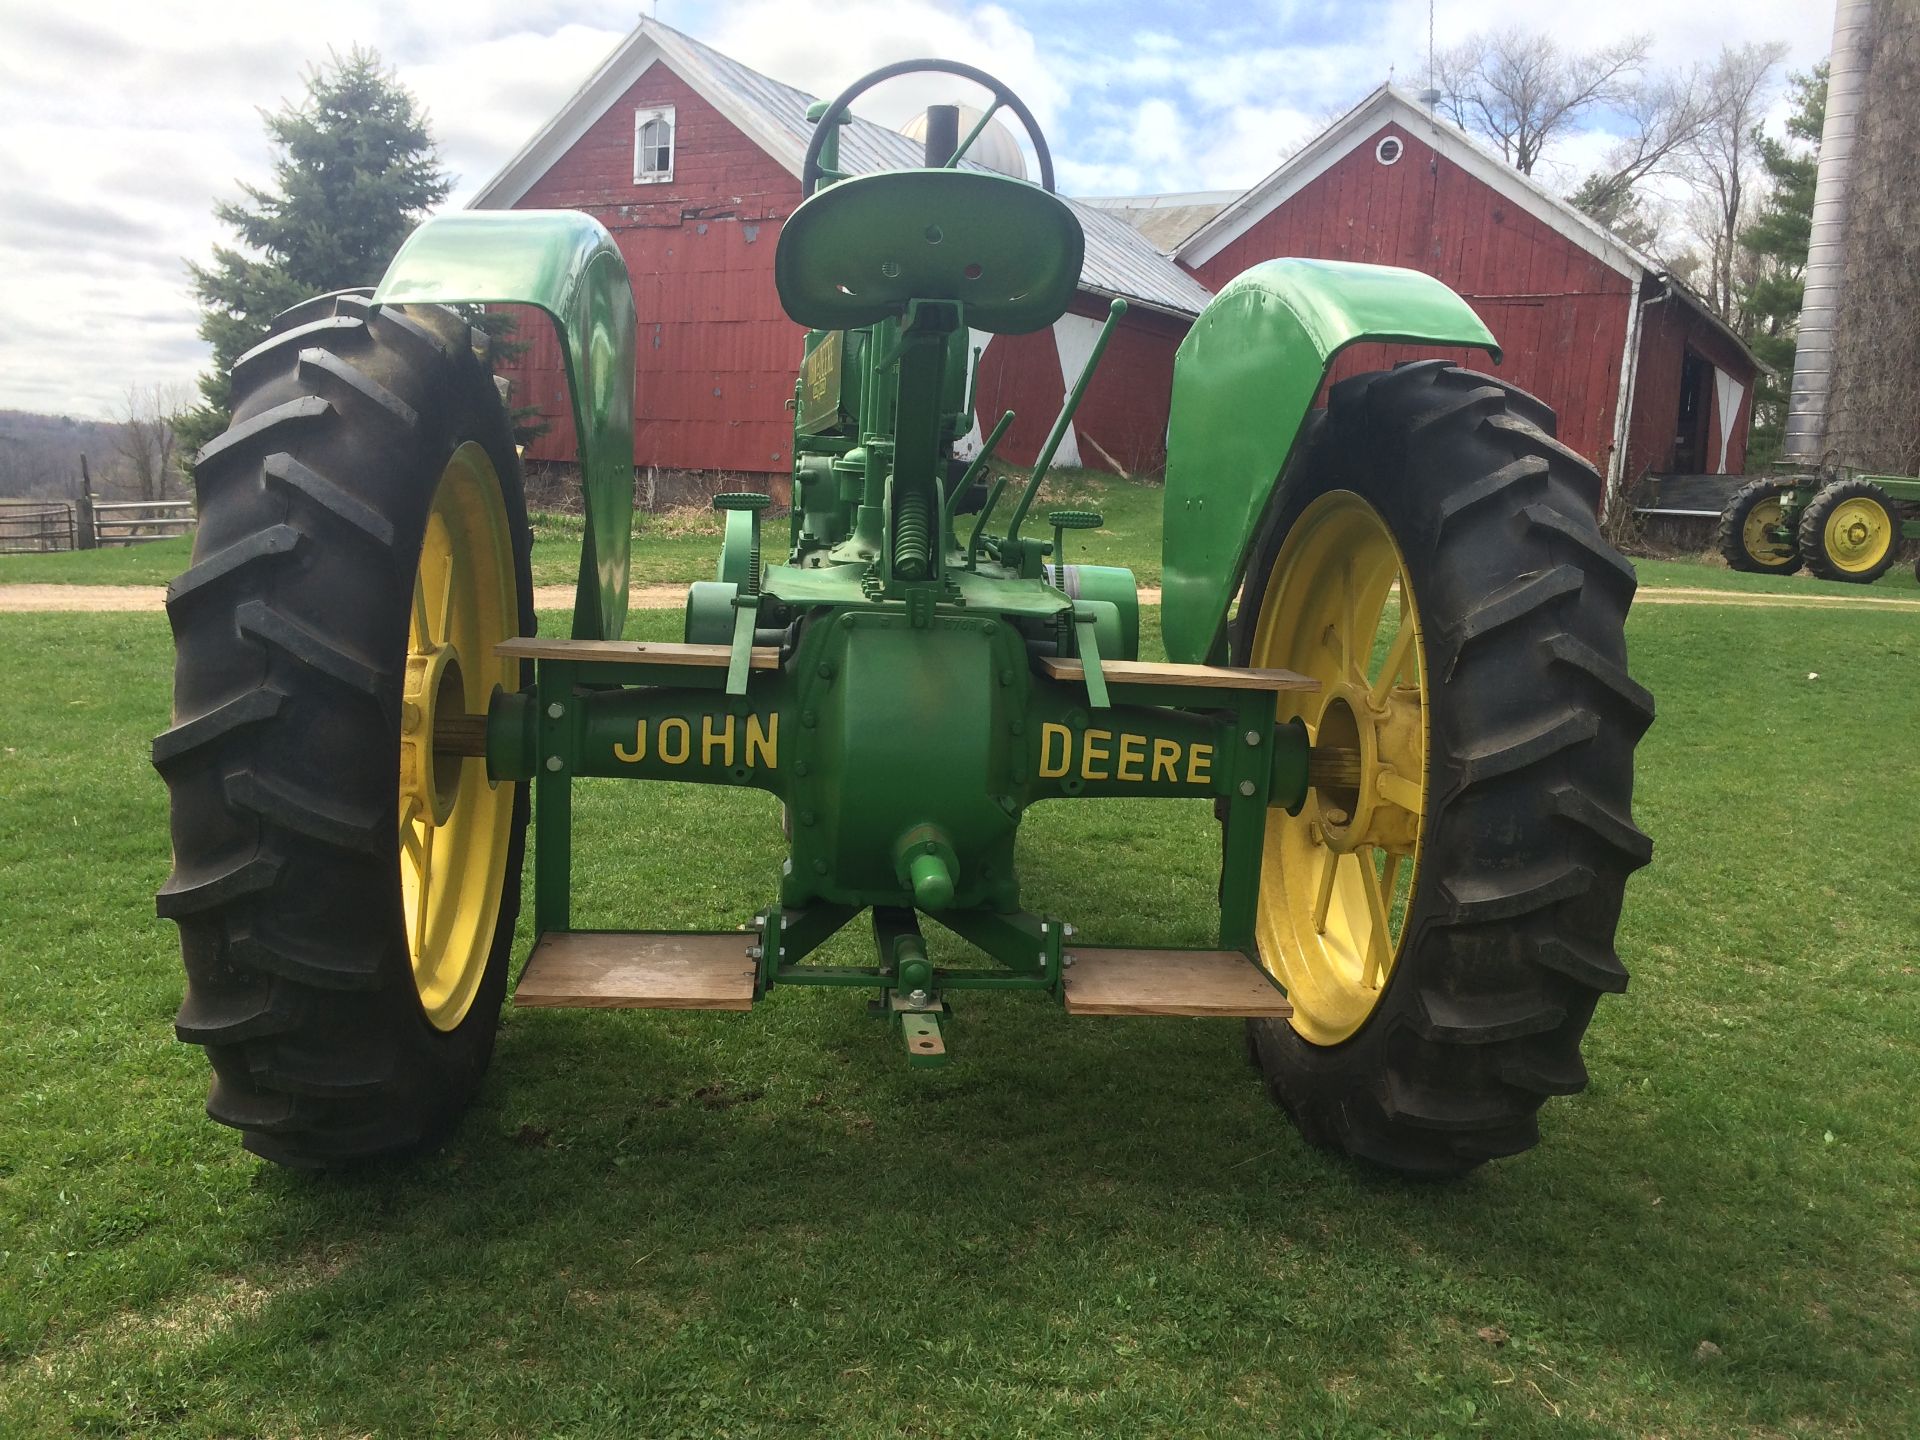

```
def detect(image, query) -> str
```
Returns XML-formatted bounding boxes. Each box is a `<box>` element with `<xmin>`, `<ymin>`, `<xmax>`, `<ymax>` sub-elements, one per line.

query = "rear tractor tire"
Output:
<box><xmin>1232</xmin><ymin>361</ymin><xmax>1652</xmax><ymax>1177</ymax></box>
<box><xmin>1798</xmin><ymin>478</ymin><xmax>1899</xmax><ymax>584</ymax></box>
<box><xmin>1716</xmin><ymin>477</ymin><xmax>1803</xmax><ymax>574</ymax></box>
<box><xmin>155</xmin><ymin>290</ymin><xmax>534</xmax><ymax>1168</ymax></box>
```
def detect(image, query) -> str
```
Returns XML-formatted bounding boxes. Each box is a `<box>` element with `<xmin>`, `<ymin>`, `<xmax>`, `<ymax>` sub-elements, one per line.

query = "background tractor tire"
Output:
<box><xmin>1232</xmin><ymin>361</ymin><xmax>1652</xmax><ymax>1177</ymax></box>
<box><xmin>1716</xmin><ymin>477</ymin><xmax>1803</xmax><ymax>574</ymax></box>
<box><xmin>1798</xmin><ymin>478</ymin><xmax>1900</xmax><ymax>584</ymax></box>
<box><xmin>156</xmin><ymin>290</ymin><xmax>534</xmax><ymax>1168</ymax></box>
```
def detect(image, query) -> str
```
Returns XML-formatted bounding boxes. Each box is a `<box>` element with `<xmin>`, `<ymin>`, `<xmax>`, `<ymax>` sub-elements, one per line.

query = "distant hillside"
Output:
<box><xmin>0</xmin><ymin>410</ymin><xmax>138</xmax><ymax>499</ymax></box>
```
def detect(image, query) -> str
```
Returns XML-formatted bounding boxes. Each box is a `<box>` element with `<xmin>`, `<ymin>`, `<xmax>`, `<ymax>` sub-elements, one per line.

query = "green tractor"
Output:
<box><xmin>1718</xmin><ymin>468</ymin><xmax>1919</xmax><ymax>583</ymax></box>
<box><xmin>156</xmin><ymin>61</ymin><xmax>1651</xmax><ymax>1177</ymax></box>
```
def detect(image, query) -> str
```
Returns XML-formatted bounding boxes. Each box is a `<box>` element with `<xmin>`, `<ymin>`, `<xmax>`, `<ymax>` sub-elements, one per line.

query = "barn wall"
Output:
<box><xmin>971</xmin><ymin>299</ymin><xmax>1188</xmax><ymax>476</ymax></box>
<box><xmin>501</xmin><ymin>62</ymin><xmax>806</xmax><ymax>476</ymax></box>
<box><xmin>1186</xmin><ymin>123</ymin><xmax>1635</xmax><ymax>474</ymax></box>
<box><xmin>1625</xmin><ymin>284</ymin><xmax>1758</xmax><ymax>482</ymax></box>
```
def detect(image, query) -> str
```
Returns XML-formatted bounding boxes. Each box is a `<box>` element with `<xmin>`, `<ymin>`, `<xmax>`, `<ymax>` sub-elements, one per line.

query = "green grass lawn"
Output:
<box><xmin>0</xmin><ymin>536</ymin><xmax>193</xmax><ymax>586</ymax></box>
<box><xmin>1632</xmin><ymin>554</ymin><xmax>1920</xmax><ymax>595</ymax></box>
<box><xmin>2</xmin><ymin>595</ymin><xmax>1916</xmax><ymax>1437</ymax></box>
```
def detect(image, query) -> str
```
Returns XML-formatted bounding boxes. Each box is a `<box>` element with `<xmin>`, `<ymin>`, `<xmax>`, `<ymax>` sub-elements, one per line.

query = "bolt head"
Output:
<box><xmin>1244</xmin><ymin>729</ymin><xmax>1261</xmax><ymax>746</ymax></box>
<box><xmin>907</xmin><ymin>988</ymin><xmax>930</xmax><ymax>1006</ymax></box>
<box><xmin>545</xmin><ymin>755</ymin><xmax>563</xmax><ymax>772</ymax></box>
<box><xmin>548</xmin><ymin>702</ymin><xmax>566</xmax><ymax>719</ymax></box>
<box><xmin>1239</xmin><ymin>779</ymin><xmax>1257</xmax><ymax>797</ymax></box>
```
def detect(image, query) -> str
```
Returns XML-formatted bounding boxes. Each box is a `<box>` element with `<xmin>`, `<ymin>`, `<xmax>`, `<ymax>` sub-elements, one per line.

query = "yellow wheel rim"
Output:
<box><xmin>1741</xmin><ymin>497</ymin><xmax>1795</xmax><ymax>568</ymax></box>
<box><xmin>1249</xmin><ymin>491</ymin><xmax>1426</xmax><ymax>1046</ymax></box>
<box><xmin>398</xmin><ymin>443</ymin><xmax>518</xmax><ymax>1031</ymax></box>
<box><xmin>1823</xmin><ymin>497</ymin><xmax>1893</xmax><ymax>574</ymax></box>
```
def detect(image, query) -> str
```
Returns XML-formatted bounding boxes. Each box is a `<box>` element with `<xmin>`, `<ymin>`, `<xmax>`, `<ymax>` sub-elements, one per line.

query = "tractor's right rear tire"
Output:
<box><xmin>1231</xmin><ymin>362</ymin><xmax>1652</xmax><ymax>1177</ymax></box>
<box><xmin>1717</xmin><ymin>477</ymin><xmax>1803</xmax><ymax>574</ymax></box>
<box><xmin>1798</xmin><ymin>478</ymin><xmax>1900</xmax><ymax>583</ymax></box>
<box><xmin>156</xmin><ymin>290</ymin><xmax>533</xmax><ymax>1168</ymax></box>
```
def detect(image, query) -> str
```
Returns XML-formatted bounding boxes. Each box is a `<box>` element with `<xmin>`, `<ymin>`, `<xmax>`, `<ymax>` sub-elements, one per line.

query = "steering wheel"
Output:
<box><xmin>801</xmin><ymin>59</ymin><xmax>1056</xmax><ymax>196</ymax></box>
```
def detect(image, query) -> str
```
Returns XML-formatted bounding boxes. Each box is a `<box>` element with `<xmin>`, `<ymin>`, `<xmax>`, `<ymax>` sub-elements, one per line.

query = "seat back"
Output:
<box><xmin>775</xmin><ymin>170</ymin><xmax>1084</xmax><ymax>335</ymax></box>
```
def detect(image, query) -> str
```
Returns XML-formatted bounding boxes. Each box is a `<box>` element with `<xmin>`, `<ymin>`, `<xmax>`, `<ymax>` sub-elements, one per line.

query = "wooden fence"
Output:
<box><xmin>0</xmin><ymin>496</ymin><xmax>196</xmax><ymax>554</ymax></box>
<box><xmin>88</xmin><ymin>498</ymin><xmax>195</xmax><ymax>547</ymax></box>
<box><xmin>0</xmin><ymin>500</ymin><xmax>79</xmax><ymax>555</ymax></box>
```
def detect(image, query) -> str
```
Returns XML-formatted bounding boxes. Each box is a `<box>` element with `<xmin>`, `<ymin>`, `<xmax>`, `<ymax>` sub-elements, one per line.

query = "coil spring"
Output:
<box><xmin>893</xmin><ymin>489</ymin><xmax>932</xmax><ymax>580</ymax></box>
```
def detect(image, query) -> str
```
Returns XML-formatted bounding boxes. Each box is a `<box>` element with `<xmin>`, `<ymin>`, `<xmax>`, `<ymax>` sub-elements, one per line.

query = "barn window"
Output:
<box><xmin>634</xmin><ymin>106</ymin><xmax>675</xmax><ymax>184</ymax></box>
<box><xmin>1375</xmin><ymin>135</ymin><xmax>1404</xmax><ymax>166</ymax></box>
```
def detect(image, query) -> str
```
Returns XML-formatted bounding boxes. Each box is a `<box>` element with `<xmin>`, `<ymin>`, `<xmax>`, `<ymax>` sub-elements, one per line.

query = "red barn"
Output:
<box><xmin>1162</xmin><ymin>85</ymin><xmax>1761</xmax><ymax>493</ymax></box>
<box><xmin>477</xmin><ymin>27</ymin><xmax>1758</xmax><ymax>500</ymax></box>
<box><xmin>472</xmin><ymin>18</ymin><xmax>1211</xmax><ymax>484</ymax></box>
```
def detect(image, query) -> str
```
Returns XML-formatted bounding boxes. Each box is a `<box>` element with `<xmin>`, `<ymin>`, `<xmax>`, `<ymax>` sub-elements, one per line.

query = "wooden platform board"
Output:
<box><xmin>1062</xmin><ymin>947</ymin><xmax>1293</xmax><ymax>1018</ymax></box>
<box><xmin>513</xmin><ymin>931</ymin><xmax>758</xmax><ymax>1010</ymax></box>
<box><xmin>1039</xmin><ymin>656</ymin><xmax>1316</xmax><ymax>692</ymax></box>
<box><xmin>495</xmin><ymin>638</ymin><xmax>779</xmax><ymax>671</ymax></box>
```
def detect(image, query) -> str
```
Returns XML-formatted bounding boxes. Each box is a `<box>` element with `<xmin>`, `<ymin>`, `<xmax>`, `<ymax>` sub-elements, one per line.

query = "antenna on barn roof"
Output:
<box><xmin>1426</xmin><ymin>0</ymin><xmax>1435</xmax><ymax>91</ymax></box>
<box><xmin>1415</xmin><ymin>0</ymin><xmax>1441</xmax><ymax>113</ymax></box>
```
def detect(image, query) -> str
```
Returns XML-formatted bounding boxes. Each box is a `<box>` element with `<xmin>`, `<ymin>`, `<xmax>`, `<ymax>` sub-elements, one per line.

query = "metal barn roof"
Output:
<box><xmin>472</xmin><ymin>19</ymin><xmax>1215</xmax><ymax>319</ymax></box>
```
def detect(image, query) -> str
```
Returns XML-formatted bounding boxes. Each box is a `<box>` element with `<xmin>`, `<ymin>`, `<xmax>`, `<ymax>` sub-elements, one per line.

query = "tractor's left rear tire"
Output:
<box><xmin>156</xmin><ymin>291</ymin><xmax>533</xmax><ymax>1168</ymax></box>
<box><xmin>1716</xmin><ymin>477</ymin><xmax>1802</xmax><ymax>575</ymax></box>
<box><xmin>1231</xmin><ymin>361</ymin><xmax>1652</xmax><ymax>1177</ymax></box>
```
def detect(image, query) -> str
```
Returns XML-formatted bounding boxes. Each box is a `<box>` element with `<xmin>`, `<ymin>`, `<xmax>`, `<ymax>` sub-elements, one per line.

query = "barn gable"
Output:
<box><xmin>473</xmin><ymin>18</ymin><xmax>1211</xmax><ymax>478</ymax></box>
<box><xmin>1175</xmin><ymin>85</ymin><xmax>1760</xmax><ymax>492</ymax></box>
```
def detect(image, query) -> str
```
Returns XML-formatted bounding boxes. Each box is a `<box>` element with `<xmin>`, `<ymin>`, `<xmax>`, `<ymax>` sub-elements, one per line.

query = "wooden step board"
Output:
<box><xmin>1062</xmin><ymin>947</ymin><xmax>1293</xmax><ymax>1018</ymax></box>
<box><xmin>495</xmin><ymin>637</ymin><xmax>780</xmax><ymax>671</ymax></box>
<box><xmin>514</xmin><ymin>932</ymin><xmax>757</xmax><ymax>1010</ymax></box>
<box><xmin>1038</xmin><ymin>656</ymin><xmax>1317</xmax><ymax>692</ymax></box>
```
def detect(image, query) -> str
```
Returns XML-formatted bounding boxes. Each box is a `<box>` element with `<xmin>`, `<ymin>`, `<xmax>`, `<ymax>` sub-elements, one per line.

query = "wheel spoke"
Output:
<box><xmin>1371</xmin><ymin>615</ymin><xmax>1415</xmax><ymax>705</ymax></box>
<box><xmin>1359</xmin><ymin>847</ymin><xmax>1393</xmax><ymax>988</ymax></box>
<box><xmin>433</xmin><ymin>544</ymin><xmax>455</xmax><ymax>647</ymax></box>
<box><xmin>411</xmin><ymin>818</ymin><xmax>434</xmax><ymax>959</ymax></box>
<box><xmin>1376</xmin><ymin>768</ymin><xmax>1424</xmax><ymax>816</ymax></box>
<box><xmin>410</xmin><ymin>572</ymin><xmax>431</xmax><ymax>651</ymax></box>
<box><xmin>1311</xmin><ymin>846</ymin><xmax>1340</xmax><ymax>934</ymax></box>
<box><xmin>400</xmin><ymin>812</ymin><xmax>427</xmax><ymax>872</ymax></box>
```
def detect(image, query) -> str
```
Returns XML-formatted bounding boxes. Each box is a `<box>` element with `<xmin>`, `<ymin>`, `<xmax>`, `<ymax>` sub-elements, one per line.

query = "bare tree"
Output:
<box><xmin>1571</xmin><ymin>66</ymin><xmax>1716</xmax><ymax>229</ymax></box>
<box><xmin>114</xmin><ymin>383</ymin><xmax>190</xmax><ymax>502</ymax></box>
<box><xmin>1435</xmin><ymin>29</ymin><xmax>1650</xmax><ymax>175</ymax></box>
<box><xmin>1683</xmin><ymin>42</ymin><xmax>1790</xmax><ymax>321</ymax></box>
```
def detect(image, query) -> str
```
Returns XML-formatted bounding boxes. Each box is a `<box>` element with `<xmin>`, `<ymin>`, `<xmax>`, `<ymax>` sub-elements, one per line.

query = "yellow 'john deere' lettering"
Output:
<box><xmin>613</xmin><ymin>712</ymin><xmax>779</xmax><ymax>771</ymax></box>
<box><xmin>1037</xmin><ymin>721</ymin><xmax>1210</xmax><ymax>787</ymax></box>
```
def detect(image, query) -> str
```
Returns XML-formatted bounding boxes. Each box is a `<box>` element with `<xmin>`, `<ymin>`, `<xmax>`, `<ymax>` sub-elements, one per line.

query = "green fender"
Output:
<box><xmin>1159</xmin><ymin>258</ymin><xmax>1501</xmax><ymax>664</ymax></box>
<box><xmin>372</xmin><ymin>210</ymin><xmax>637</xmax><ymax>641</ymax></box>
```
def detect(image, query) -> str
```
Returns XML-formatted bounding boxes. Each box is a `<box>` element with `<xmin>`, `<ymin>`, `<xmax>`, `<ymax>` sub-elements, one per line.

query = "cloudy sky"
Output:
<box><xmin>0</xmin><ymin>0</ymin><xmax>1834</xmax><ymax>419</ymax></box>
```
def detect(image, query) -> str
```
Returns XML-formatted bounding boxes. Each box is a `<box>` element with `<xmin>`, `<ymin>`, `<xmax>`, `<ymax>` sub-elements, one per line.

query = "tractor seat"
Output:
<box><xmin>775</xmin><ymin>169</ymin><xmax>1084</xmax><ymax>335</ymax></box>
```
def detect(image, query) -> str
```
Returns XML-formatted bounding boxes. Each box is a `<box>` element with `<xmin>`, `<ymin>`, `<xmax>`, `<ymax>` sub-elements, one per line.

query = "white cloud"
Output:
<box><xmin>0</xmin><ymin>0</ymin><xmax>1840</xmax><ymax>419</ymax></box>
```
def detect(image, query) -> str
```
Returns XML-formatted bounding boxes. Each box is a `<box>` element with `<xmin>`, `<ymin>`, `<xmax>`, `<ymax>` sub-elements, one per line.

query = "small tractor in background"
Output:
<box><xmin>1718</xmin><ymin>468</ymin><xmax>1920</xmax><ymax>583</ymax></box>
<box><xmin>156</xmin><ymin>60</ymin><xmax>1651</xmax><ymax>1178</ymax></box>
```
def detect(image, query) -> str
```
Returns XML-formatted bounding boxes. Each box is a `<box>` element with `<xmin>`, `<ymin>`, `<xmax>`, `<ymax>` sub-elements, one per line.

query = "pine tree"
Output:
<box><xmin>1739</xmin><ymin>64</ymin><xmax>1826</xmax><ymax>470</ymax></box>
<box><xmin>180</xmin><ymin>48</ymin><xmax>450</xmax><ymax>457</ymax></box>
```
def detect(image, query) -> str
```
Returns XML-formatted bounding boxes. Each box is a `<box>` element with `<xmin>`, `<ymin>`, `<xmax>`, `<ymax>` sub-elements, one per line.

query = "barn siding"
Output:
<box><xmin>502</xmin><ymin>62</ymin><xmax>806</xmax><ymax>476</ymax></box>
<box><xmin>1186</xmin><ymin>124</ymin><xmax>1636</xmax><ymax>474</ymax></box>
<box><xmin>970</xmin><ymin>299</ymin><xmax>1187</xmax><ymax>476</ymax></box>
<box><xmin>1625</xmin><ymin>282</ymin><xmax>1758</xmax><ymax>481</ymax></box>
